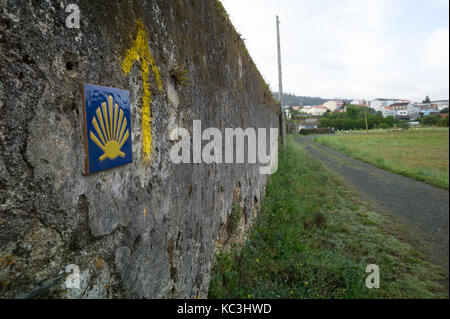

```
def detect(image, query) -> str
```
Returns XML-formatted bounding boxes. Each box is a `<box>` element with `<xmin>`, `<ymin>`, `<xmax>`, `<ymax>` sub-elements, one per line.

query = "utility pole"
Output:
<box><xmin>364</xmin><ymin>99</ymin><xmax>369</xmax><ymax>133</ymax></box>
<box><xmin>276</xmin><ymin>15</ymin><xmax>286</xmax><ymax>147</ymax></box>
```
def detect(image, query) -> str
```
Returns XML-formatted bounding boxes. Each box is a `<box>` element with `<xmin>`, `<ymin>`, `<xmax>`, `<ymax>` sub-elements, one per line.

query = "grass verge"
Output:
<box><xmin>314</xmin><ymin>129</ymin><xmax>449</xmax><ymax>189</ymax></box>
<box><xmin>208</xmin><ymin>135</ymin><xmax>447</xmax><ymax>299</ymax></box>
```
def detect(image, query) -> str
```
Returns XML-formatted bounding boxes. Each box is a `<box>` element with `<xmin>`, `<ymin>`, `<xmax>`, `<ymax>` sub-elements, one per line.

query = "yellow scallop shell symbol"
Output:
<box><xmin>90</xmin><ymin>95</ymin><xmax>130</xmax><ymax>162</ymax></box>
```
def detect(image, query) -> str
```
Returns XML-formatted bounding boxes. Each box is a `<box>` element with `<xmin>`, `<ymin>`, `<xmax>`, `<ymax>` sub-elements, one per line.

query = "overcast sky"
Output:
<box><xmin>220</xmin><ymin>0</ymin><xmax>449</xmax><ymax>101</ymax></box>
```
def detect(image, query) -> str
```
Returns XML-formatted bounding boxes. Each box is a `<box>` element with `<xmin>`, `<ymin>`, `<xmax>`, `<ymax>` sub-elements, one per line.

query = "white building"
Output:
<box><xmin>323</xmin><ymin>100</ymin><xmax>344</xmax><ymax>112</ymax></box>
<box><xmin>390</xmin><ymin>102</ymin><xmax>420</xmax><ymax>116</ymax></box>
<box><xmin>299</xmin><ymin>105</ymin><xmax>328</xmax><ymax>116</ymax></box>
<box><xmin>299</xmin><ymin>106</ymin><xmax>313</xmax><ymax>114</ymax></box>
<box><xmin>381</xmin><ymin>107</ymin><xmax>397</xmax><ymax>118</ymax></box>
<box><xmin>432</xmin><ymin>100</ymin><xmax>449</xmax><ymax>111</ymax></box>
<box><xmin>312</xmin><ymin>105</ymin><xmax>328</xmax><ymax>116</ymax></box>
<box><xmin>369</xmin><ymin>98</ymin><xmax>405</xmax><ymax>111</ymax></box>
<box><xmin>283</xmin><ymin>105</ymin><xmax>291</xmax><ymax>120</ymax></box>
<box><xmin>350</xmin><ymin>99</ymin><xmax>366</xmax><ymax>106</ymax></box>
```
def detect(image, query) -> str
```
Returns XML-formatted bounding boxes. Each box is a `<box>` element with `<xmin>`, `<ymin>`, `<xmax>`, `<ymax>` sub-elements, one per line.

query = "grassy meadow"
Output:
<box><xmin>314</xmin><ymin>129</ymin><xmax>449</xmax><ymax>189</ymax></box>
<box><xmin>208</xmin><ymin>135</ymin><xmax>447</xmax><ymax>299</ymax></box>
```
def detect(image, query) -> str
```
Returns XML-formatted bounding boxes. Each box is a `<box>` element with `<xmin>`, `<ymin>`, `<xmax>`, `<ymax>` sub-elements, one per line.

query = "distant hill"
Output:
<box><xmin>272</xmin><ymin>92</ymin><xmax>350</xmax><ymax>107</ymax></box>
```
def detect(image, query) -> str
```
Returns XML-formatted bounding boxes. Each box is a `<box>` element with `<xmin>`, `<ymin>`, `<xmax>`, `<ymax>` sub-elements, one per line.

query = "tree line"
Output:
<box><xmin>319</xmin><ymin>106</ymin><xmax>449</xmax><ymax>130</ymax></box>
<box><xmin>319</xmin><ymin>106</ymin><xmax>395</xmax><ymax>130</ymax></box>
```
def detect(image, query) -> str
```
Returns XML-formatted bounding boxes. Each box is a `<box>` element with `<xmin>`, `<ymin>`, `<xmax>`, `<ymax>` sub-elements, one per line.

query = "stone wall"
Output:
<box><xmin>0</xmin><ymin>0</ymin><xmax>279</xmax><ymax>298</ymax></box>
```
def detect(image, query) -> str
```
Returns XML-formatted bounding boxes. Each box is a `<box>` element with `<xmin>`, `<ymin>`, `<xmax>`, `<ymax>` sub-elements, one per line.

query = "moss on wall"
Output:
<box><xmin>0</xmin><ymin>0</ymin><xmax>279</xmax><ymax>299</ymax></box>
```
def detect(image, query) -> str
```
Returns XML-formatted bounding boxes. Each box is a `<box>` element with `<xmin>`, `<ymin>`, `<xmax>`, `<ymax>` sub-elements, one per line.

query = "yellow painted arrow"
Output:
<box><xmin>122</xmin><ymin>20</ymin><xmax>164</xmax><ymax>161</ymax></box>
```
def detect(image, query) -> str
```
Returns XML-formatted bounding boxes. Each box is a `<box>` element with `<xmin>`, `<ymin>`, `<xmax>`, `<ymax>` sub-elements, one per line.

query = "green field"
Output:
<box><xmin>314</xmin><ymin>129</ymin><xmax>449</xmax><ymax>189</ymax></box>
<box><xmin>208</xmin><ymin>136</ymin><xmax>447</xmax><ymax>299</ymax></box>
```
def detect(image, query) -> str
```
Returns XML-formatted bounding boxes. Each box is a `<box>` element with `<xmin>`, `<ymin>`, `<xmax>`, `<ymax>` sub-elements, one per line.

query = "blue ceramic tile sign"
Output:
<box><xmin>82</xmin><ymin>84</ymin><xmax>133</xmax><ymax>174</ymax></box>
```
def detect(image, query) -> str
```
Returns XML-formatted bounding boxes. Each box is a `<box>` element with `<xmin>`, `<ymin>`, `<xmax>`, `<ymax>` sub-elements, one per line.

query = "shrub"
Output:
<box><xmin>420</xmin><ymin>115</ymin><xmax>441</xmax><ymax>126</ymax></box>
<box><xmin>299</xmin><ymin>127</ymin><xmax>332</xmax><ymax>135</ymax></box>
<box><xmin>437</xmin><ymin>116</ymin><xmax>449</xmax><ymax>127</ymax></box>
<box><xmin>397</xmin><ymin>122</ymin><xmax>409</xmax><ymax>131</ymax></box>
<box><xmin>377</xmin><ymin>122</ymin><xmax>391</xmax><ymax>129</ymax></box>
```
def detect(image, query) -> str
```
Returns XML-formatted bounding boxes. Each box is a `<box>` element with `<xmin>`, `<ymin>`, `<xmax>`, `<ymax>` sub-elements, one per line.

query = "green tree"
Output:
<box><xmin>378</xmin><ymin>122</ymin><xmax>391</xmax><ymax>129</ymax></box>
<box><xmin>397</xmin><ymin>122</ymin><xmax>409</xmax><ymax>130</ymax></box>
<box><xmin>346</xmin><ymin>106</ymin><xmax>360</xmax><ymax>120</ymax></box>
<box><xmin>420</xmin><ymin>115</ymin><xmax>441</xmax><ymax>126</ymax></box>
<box><xmin>385</xmin><ymin>116</ymin><xmax>396</xmax><ymax>127</ymax></box>
<box><xmin>423</xmin><ymin>96</ymin><xmax>431</xmax><ymax>104</ymax></box>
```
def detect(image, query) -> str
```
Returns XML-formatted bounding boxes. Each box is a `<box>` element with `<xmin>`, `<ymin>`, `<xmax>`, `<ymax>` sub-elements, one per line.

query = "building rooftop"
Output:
<box><xmin>390</xmin><ymin>102</ymin><xmax>409</xmax><ymax>107</ymax></box>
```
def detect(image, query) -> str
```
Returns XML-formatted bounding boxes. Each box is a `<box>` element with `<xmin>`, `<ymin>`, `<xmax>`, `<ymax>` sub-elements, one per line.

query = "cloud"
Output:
<box><xmin>220</xmin><ymin>0</ymin><xmax>449</xmax><ymax>101</ymax></box>
<box><xmin>423</xmin><ymin>26</ymin><xmax>449</xmax><ymax>69</ymax></box>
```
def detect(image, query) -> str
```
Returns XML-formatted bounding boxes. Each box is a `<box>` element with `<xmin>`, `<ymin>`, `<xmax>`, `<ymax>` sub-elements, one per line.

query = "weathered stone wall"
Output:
<box><xmin>0</xmin><ymin>0</ymin><xmax>279</xmax><ymax>298</ymax></box>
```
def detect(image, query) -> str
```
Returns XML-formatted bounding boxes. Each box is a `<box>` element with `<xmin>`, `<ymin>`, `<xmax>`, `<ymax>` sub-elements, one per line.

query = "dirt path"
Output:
<box><xmin>295</xmin><ymin>135</ymin><xmax>449</xmax><ymax>276</ymax></box>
